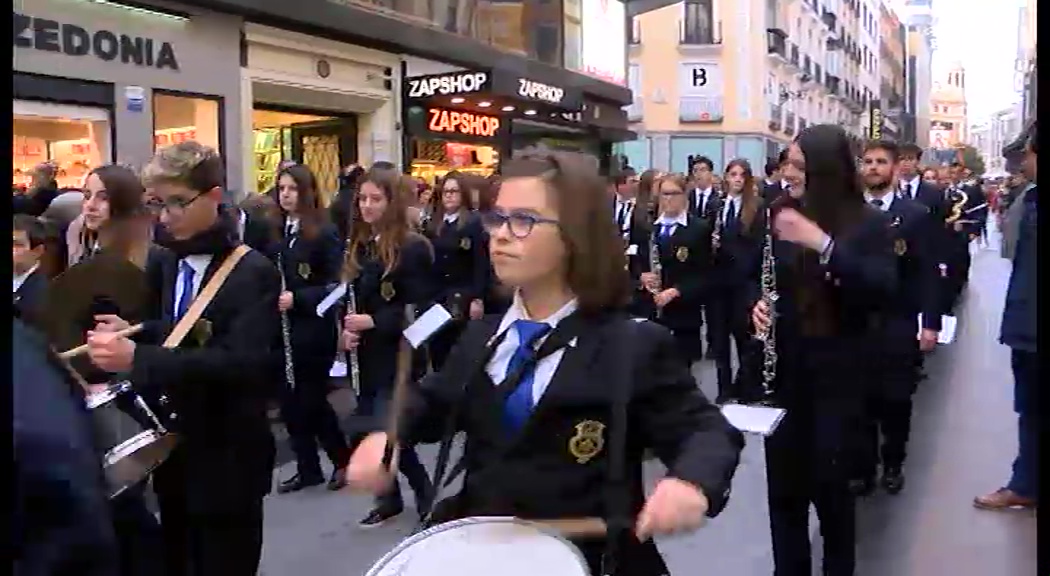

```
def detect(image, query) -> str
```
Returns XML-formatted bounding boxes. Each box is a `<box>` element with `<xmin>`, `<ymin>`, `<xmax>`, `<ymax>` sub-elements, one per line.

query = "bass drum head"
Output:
<box><xmin>104</xmin><ymin>431</ymin><xmax>179</xmax><ymax>499</ymax></box>
<box><xmin>366</xmin><ymin>517</ymin><xmax>591</xmax><ymax>576</ymax></box>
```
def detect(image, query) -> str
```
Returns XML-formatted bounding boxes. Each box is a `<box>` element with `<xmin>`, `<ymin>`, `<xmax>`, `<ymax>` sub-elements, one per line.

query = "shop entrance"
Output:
<box><xmin>13</xmin><ymin>100</ymin><xmax>112</xmax><ymax>192</ymax></box>
<box><xmin>251</xmin><ymin>107</ymin><xmax>357</xmax><ymax>203</ymax></box>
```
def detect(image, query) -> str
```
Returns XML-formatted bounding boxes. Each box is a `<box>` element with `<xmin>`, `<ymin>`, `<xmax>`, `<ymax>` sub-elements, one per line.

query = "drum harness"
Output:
<box><xmin>422</xmin><ymin>314</ymin><xmax>639</xmax><ymax>576</ymax></box>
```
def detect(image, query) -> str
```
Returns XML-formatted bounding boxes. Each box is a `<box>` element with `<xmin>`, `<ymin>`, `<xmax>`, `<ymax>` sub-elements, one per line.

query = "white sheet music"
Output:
<box><xmin>316</xmin><ymin>282</ymin><xmax>347</xmax><ymax>317</ymax></box>
<box><xmin>917</xmin><ymin>314</ymin><xmax>957</xmax><ymax>344</ymax></box>
<box><xmin>329</xmin><ymin>359</ymin><xmax>347</xmax><ymax>378</ymax></box>
<box><xmin>720</xmin><ymin>404</ymin><xmax>787</xmax><ymax>436</ymax></box>
<box><xmin>403</xmin><ymin>304</ymin><xmax>454</xmax><ymax>349</ymax></box>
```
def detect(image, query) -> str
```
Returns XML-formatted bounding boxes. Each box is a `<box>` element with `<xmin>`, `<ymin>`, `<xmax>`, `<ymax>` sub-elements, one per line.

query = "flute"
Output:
<box><xmin>345</xmin><ymin>282</ymin><xmax>361</xmax><ymax>396</ymax></box>
<box><xmin>277</xmin><ymin>253</ymin><xmax>297</xmax><ymax>391</ymax></box>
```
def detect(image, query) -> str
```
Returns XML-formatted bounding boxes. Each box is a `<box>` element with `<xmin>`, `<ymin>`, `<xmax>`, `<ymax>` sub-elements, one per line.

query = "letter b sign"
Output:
<box><xmin>692</xmin><ymin>67</ymin><xmax>707</xmax><ymax>87</ymax></box>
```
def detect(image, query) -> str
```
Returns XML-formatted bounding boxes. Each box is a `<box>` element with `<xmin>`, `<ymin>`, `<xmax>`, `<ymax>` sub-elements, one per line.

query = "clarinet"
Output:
<box><xmin>649</xmin><ymin>231</ymin><xmax>663</xmax><ymax>320</ymax></box>
<box><xmin>711</xmin><ymin>208</ymin><xmax>723</xmax><ymax>253</ymax></box>
<box><xmin>345</xmin><ymin>281</ymin><xmax>361</xmax><ymax>396</ymax></box>
<box><xmin>753</xmin><ymin>207</ymin><xmax>778</xmax><ymax>403</ymax></box>
<box><xmin>276</xmin><ymin>252</ymin><xmax>296</xmax><ymax>391</ymax></box>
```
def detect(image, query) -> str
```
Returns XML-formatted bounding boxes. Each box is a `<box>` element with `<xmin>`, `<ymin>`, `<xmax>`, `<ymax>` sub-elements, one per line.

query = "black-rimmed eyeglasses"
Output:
<box><xmin>480</xmin><ymin>210</ymin><xmax>559</xmax><ymax>239</ymax></box>
<box><xmin>145</xmin><ymin>192</ymin><xmax>205</xmax><ymax>215</ymax></box>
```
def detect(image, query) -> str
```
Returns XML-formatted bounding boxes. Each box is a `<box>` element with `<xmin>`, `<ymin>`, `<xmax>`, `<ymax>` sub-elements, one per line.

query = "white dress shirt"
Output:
<box><xmin>899</xmin><ymin>176</ymin><xmax>921</xmax><ymax>200</ymax></box>
<box><xmin>693</xmin><ymin>187</ymin><xmax>713</xmax><ymax>214</ymax></box>
<box><xmin>486</xmin><ymin>292</ymin><xmax>579</xmax><ymax>405</ymax></box>
<box><xmin>864</xmin><ymin>191</ymin><xmax>895</xmax><ymax>212</ymax></box>
<box><xmin>655</xmin><ymin>212</ymin><xmax>689</xmax><ymax>236</ymax></box>
<box><xmin>13</xmin><ymin>263</ymin><xmax>39</xmax><ymax>294</ymax></box>
<box><xmin>721</xmin><ymin>195</ymin><xmax>741</xmax><ymax>224</ymax></box>
<box><xmin>443</xmin><ymin>211</ymin><xmax>459</xmax><ymax>225</ymax></box>
<box><xmin>173</xmin><ymin>254</ymin><xmax>213</xmax><ymax>315</ymax></box>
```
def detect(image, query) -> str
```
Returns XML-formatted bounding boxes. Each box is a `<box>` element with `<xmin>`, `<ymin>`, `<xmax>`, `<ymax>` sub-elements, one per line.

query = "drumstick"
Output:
<box><xmin>529</xmin><ymin>517</ymin><xmax>609</xmax><ymax>538</ymax></box>
<box><xmin>381</xmin><ymin>307</ymin><xmax>416</xmax><ymax>468</ymax></box>
<box><xmin>59</xmin><ymin>323</ymin><xmax>144</xmax><ymax>359</ymax></box>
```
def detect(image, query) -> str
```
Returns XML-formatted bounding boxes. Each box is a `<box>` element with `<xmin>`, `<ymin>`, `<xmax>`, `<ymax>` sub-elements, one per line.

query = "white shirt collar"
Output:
<box><xmin>496</xmin><ymin>291</ymin><xmax>580</xmax><ymax>345</ymax></box>
<box><xmin>285</xmin><ymin>216</ymin><xmax>300</xmax><ymax>234</ymax></box>
<box><xmin>900</xmin><ymin>175</ymin><xmax>921</xmax><ymax>194</ymax></box>
<box><xmin>443</xmin><ymin>212</ymin><xmax>460</xmax><ymax>224</ymax></box>
<box><xmin>615</xmin><ymin>195</ymin><xmax>635</xmax><ymax>205</ymax></box>
<box><xmin>864</xmin><ymin>191</ymin><xmax>894</xmax><ymax>211</ymax></box>
<box><xmin>13</xmin><ymin>263</ymin><xmax>39</xmax><ymax>293</ymax></box>
<box><xmin>656</xmin><ymin>212</ymin><xmax>689</xmax><ymax>227</ymax></box>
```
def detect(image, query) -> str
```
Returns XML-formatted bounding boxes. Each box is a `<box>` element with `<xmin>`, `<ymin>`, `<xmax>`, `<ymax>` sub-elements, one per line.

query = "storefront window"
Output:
<box><xmin>410</xmin><ymin>138</ymin><xmax>499</xmax><ymax>185</ymax></box>
<box><xmin>13</xmin><ymin>100</ymin><xmax>111</xmax><ymax>191</ymax></box>
<box><xmin>153</xmin><ymin>92</ymin><xmax>222</xmax><ymax>154</ymax></box>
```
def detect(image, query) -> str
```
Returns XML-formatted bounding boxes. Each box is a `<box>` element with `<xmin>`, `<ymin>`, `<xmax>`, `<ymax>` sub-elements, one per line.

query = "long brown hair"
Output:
<box><xmin>343</xmin><ymin>168</ymin><xmax>424</xmax><ymax>279</ymax></box>
<box><xmin>723</xmin><ymin>158</ymin><xmax>760</xmax><ymax>232</ymax></box>
<box><xmin>274</xmin><ymin>164</ymin><xmax>327</xmax><ymax>241</ymax></box>
<box><xmin>428</xmin><ymin>170</ymin><xmax>476</xmax><ymax>234</ymax></box>
<box><xmin>499</xmin><ymin>152</ymin><xmax>630</xmax><ymax>314</ymax></box>
<box><xmin>86</xmin><ymin>164</ymin><xmax>150</xmax><ymax>268</ymax></box>
<box><xmin>634</xmin><ymin>169</ymin><xmax>660</xmax><ymax>231</ymax></box>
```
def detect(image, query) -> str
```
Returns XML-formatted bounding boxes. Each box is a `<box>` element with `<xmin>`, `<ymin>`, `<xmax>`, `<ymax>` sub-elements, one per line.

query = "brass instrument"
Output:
<box><xmin>649</xmin><ymin>231</ymin><xmax>663</xmax><ymax>319</ymax></box>
<box><xmin>945</xmin><ymin>188</ymin><xmax>969</xmax><ymax>225</ymax></box>
<box><xmin>754</xmin><ymin>207</ymin><xmax>778</xmax><ymax>402</ymax></box>
<box><xmin>276</xmin><ymin>252</ymin><xmax>297</xmax><ymax>391</ymax></box>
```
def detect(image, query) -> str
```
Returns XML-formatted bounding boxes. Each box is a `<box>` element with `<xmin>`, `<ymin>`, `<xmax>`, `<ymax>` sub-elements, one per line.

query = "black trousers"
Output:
<box><xmin>766</xmin><ymin>375</ymin><xmax>859</xmax><ymax>575</ymax></box>
<box><xmin>707</xmin><ymin>291</ymin><xmax>762</xmax><ymax>402</ymax></box>
<box><xmin>668</xmin><ymin>327</ymin><xmax>703</xmax><ymax>366</ymax></box>
<box><xmin>853</xmin><ymin>395</ymin><xmax>913</xmax><ymax>478</ymax></box>
<box><xmin>110</xmin><ymin>483</ymin><xmax>163</xmax><ymax>576</ymax></box>
<box><xmin>157</xmin><ymin>488</ymin><xmax>264</xmax><ymax>576</ymax></box>
<box><xmin>279</xmin><ymin>359</ymin><xmax>350</xmax><ymax>479</ymax></box>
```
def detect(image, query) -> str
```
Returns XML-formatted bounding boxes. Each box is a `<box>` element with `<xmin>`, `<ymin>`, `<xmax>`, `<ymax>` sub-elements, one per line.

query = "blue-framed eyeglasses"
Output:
<box><xmin>480</xmin><ymin>210</ymin><xmax>560</xmax><ymax>239</ymax></box>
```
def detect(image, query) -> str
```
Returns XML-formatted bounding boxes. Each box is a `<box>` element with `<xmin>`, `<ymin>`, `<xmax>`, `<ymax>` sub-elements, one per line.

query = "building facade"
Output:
<box><xmin>15</xmin><ymin>0</ymin><xmax>633</xmax><ymax>199</ymax></box>
<box><xmin>1019</xmin><ymin>0</ymin><xmax>1037</xmax><ymax>124</ymax></box>
<box><xmin>875</xmin><ymin>1</ymin><xmax>905</xmax><ymax>141</ymax></box>
<box><xmin>970</xmin><ymin>102</ymin><xmax>1024</xmax><ymax>177</ymax></box>
<box><xmin>618</xmin><ymin>0</ymin><xmax>869</xmax><ymax>173</ymax></box>
<box><xmin>897</xmin><ymin>0</ymin><xmax>935</xmax><ymax>148</ymax></box>
<box><xmin>928</xmin><ymin>62</ymin><xmax>967</xmax><ymax>165</ymax></box>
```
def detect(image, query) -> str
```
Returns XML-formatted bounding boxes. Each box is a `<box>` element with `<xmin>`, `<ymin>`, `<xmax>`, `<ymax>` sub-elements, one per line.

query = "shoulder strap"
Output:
<box><xmin>162</xmin><ymin>245</ymin><xmax>251</xmax><ymax>349</ymax></box>
<box><xmin>600</xmin><ymin>317</ymin><xmax>638</xmax><ymax>576</ymax></box>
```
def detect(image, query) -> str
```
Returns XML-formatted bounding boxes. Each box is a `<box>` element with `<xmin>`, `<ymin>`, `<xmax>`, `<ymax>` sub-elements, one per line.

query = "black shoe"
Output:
<box><xmin>849</xmin><ymin>477</ymin><xmax>876</xmax><ymax>497</ymax></box>
<box><xmin>277</xmin><ymin>473</ymin><xmax>325</xmax><ymax>494</ymax></box>
<box><xmin>326</xmin><ymin>468</ymin><xmax>347</xmax><ymax>491</ymax></box>
<box><xmin>359</xmin><ymin>505</ymin><xmax>403</xmax><ymax>528</ymax></box>
<box><xmin>881</xmin><ymin>468</ymin><xmax>905</xmax><ymax>495</ymax></box>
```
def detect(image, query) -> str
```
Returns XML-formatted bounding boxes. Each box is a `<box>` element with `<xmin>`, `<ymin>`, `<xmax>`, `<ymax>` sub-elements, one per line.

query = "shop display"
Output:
<box><xmin>409</xmin><ymin>138</ymin><xmax>497</xmax><ymax>185</ymax></box>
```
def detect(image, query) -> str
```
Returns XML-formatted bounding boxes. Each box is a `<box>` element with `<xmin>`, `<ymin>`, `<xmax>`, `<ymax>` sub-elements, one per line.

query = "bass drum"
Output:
<box><xmin>366</xmin><ymin>517</ymin><xmax>591</xmax><ymax>576</ymax></box>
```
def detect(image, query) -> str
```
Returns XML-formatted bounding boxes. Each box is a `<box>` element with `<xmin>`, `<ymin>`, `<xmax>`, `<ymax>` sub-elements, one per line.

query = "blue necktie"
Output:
<box><xmin>503</xmin><ymin>319</ymin><xmax>552</xmax><ymax>432</ymax></box>
<box><xmin>175</xmin><ymin>261</ymin><xmax>196</xmax><ymax>321</ymax></box>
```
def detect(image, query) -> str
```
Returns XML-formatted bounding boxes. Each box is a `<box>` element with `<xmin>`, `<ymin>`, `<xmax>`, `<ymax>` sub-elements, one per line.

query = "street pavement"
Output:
<box><xmin>259</xmin><ymin>223</ymin><xmax>1036</xmax><ymax>576</ymax></box>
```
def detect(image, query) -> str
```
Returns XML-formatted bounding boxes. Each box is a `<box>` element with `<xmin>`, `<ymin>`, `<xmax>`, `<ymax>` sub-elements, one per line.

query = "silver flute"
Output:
<box><xmin>649</xmin><ymin>231</ymin><xmax>663</xmax><ymax>320</ymax></box>
<box><xmin>754</xmin><ymin>207</ymin><xmax>778</xmax><ymax>401</ymax></box>
<box><xmin>345</xmin><ymin>282</ymin><xmax>361</xmax><ymax>395</ymax></box>
<box><xmin>276</xmin><ymin>253</ymin><xmax>296</xmax><ymax>390</ymax></box>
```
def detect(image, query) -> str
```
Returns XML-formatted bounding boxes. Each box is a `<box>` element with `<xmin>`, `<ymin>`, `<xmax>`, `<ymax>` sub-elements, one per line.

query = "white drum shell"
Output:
<box><xmin>366</xmin><ymin>517</ymin><xmax>591</xmax><ymax>576</ymax></box>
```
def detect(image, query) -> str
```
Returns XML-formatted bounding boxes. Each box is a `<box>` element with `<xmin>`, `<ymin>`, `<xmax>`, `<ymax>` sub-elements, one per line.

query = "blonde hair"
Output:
<box><xmin>142</xmin><ymin>141</ymin><xmax>225</xmax><ymax>193</ymax></box>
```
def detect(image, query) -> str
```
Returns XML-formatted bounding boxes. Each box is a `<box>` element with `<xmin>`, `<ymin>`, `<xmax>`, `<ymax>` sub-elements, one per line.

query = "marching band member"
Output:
<box><xmin>942</xmin><ymin>163</ymin><xmax>983</xmax><ymax>313</ymax></box>
<box><xmin>749</xmin><ymin>125</ymin><xmax>897</xmax><ymax>576</ymax></box>
<box><xmin>270</xmin><ymin>164</ymin><xmax>351</xmax><ymax>494</ymax></box>
<box><xmin>625</xmin><ymin>170</ymin><xmax>659</xmax><ymax>318</ymax></box>
<box><xmin>341</xmin><ymin>168</ymin><xmax>435</xmax><ymax>527</ymax></box>
<box><xmin>641</xmin><ymin>173</ymin><xmax>714</xmax><ymax>365</ymax></box>
<box><xmin>87</xmin><ymin>142</ymin><xmax>281</xmax><ymax>576</ymax></box>
<box><xmin>346</xmin><ymin>151</ymin><xmax>744</xmax><ymax>576</ymax></box>
<box><xmin>13</xmin><ymin>214</ymin><xmax>52</xmax><ymax>326</ymax></box>
<box><xmin>423</xmin><ymin>171</ymin><xmax>490</xmax><ymax>370</ymax></box>
<box><xmin>896</xmin><ymin>144</ymin><xmax>945</xmax><ymax>214</ymax></box>
<box><xmin>707</xmin><ymin>159</ymin><xmax>766</xmax><ymax>404</ymax></box>
<box><xmin>687</xmin><ymin>157</ymin><xmax>720</xmax><ymax>357</ymax></box>
<box><xmin>849</xmin><ymin>140</ymin><xmax>942</xmax><ymax>497</ymax></box>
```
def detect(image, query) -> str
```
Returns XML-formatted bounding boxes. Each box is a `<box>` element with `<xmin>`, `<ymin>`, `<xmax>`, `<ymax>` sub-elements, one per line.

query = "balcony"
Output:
<box><xmin>789</xmin><ymin>43</ymin><xmax>800</xmax><ymax>69</ymax></box>
<box><xmin>768</xmin><ymin>103</ymin><xmax>783</xmax><ymax>131</ymax></box>
<box><xmin>629</xmin><ymin>18</ymin><xmax>641</xmax><ymax>45</ymax></box>
<box><xmin>803</xmin><ymin>55</ymin><xmax>812</xmax><ymax>78</ymax></box>
<box><xmin>679</xmin><ymin>96</ymin><xmax>724</xmax><ymax>123</ymax></box>
<box><xmin>767</xmin><ymin>28</ymin><xmax>788</xmax><ymax>62</ymax></box>
<box><xmin>825</xmin><ymin>74</ymin><xmax>841</xmax><ymax>96</ymax></box>
<box><xmin>626</xmin><ymin>96</ymin><xmax>643</xmax><ymax>122</ymax></box>
<box><xmin>679</xmin><ymin>19</ymin><xmax>722</xmax><ymax>50</ymax></box>
<box><xmin>784</xmin><ymin>111</ymin><xmax>797</xmax><ymax>137</ymax></box>
<box><xmin>821</xmin><ymin>7</ymin><xmax>838</xmax><ymax>30</ymax></box>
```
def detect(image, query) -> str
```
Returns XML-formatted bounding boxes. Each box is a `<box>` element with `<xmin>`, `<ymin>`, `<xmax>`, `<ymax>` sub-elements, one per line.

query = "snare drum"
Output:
<box><xmin>366</xmin><ymin>517</ymin><xmax>591</xmax><ymax>576</ymax></box>
<box><xmin>85</xmin><ymin>381</ymin><xmax>178</xmax><ymax>498</ymax></box>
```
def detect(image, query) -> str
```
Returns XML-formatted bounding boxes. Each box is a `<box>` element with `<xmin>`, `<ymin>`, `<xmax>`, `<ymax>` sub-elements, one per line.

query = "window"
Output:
<box><xmin>683</xmin><ymin>0</ymin><xmax>714</xmax><ymax>44</ymax></box>
<box><xmin>153</xmin><ymin>92</ymin><xmax>222</xmax><ymax>154</ymax></box>
<box><xmin>13</xmin><ymin>100</ymin><xmax>111</xmax><ymax>190</ymax></box>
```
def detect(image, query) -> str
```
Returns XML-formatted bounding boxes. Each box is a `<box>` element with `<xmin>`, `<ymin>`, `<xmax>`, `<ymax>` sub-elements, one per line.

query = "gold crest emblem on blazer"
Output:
<box><xmin>894</xmin><ymin>238</ymin><xmax>907</xmax><ymax>256</ymax></box>
<box><xmin>298</xmin><ymin>262</ymin><xmax>311</xmax><ymax>279</ymax></box>
<box><xmin>568</xmin><ymin>420</ymin><xmax>606</xmax><ymax>464</ymax></box>
<box><xmin>675</xmin><ymin>246</ymin><xmax>689</xmax><ymax>262</ymax></box>
<box><xmin>191</xmin><ymin>318</ymin><xmax>213</xmax><ymax>345</ymax></box>
<box><xmin>380</xmin><ymin>281</ymin><xmax>396</xmax><ymax>301</ymax></box>
<box><xmin>459</xmin><ymin>237</ymin><xmax>471</xmax><ymax>250</ymax></box>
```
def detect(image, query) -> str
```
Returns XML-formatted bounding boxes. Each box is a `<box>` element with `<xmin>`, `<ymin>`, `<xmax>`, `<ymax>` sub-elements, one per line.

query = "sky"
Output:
<box><xmin>925</xmin><ymin>0</ymin><xmax>1025</xmax><ymax>120</ymax></box>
